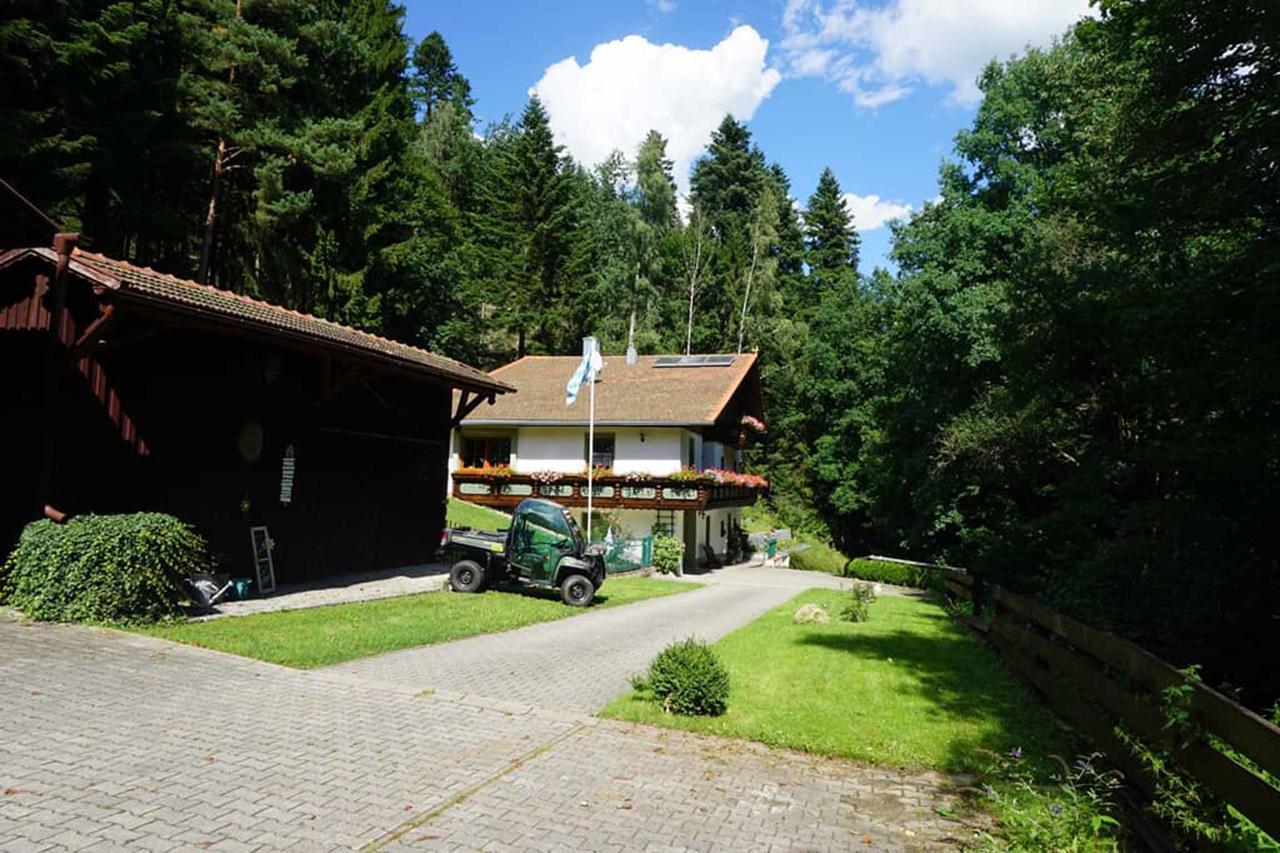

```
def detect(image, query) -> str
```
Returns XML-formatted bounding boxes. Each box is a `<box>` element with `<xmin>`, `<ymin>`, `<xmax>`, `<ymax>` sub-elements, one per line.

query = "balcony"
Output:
<box><xmin>451</xmin><ymin>468</ymin><xmax>767</xmax><ymax>512</ymax></box>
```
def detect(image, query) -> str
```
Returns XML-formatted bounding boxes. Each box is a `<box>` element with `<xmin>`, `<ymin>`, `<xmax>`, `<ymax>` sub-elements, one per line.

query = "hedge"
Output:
<box><xmin>0</xmin><ymin>512</ymin><xmax>212</xmax><ymax>623</ymax></box>
<box><xmin>844</xmin><ymin>558</ymin><xmax>944</xmax><ymax>591</ymax></box>
<box><xmin>789</xmin><ymin>544</ymin><xmax>943</xmax><ymax>592</ymax></box>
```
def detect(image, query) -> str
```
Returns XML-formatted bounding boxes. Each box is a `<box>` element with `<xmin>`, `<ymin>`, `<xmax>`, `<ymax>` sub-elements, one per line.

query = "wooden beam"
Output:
<box><xmin>451</xmin><ymin>391</ymin><xmax>493</xmax><ymax>428</ymax></box>
<box><xmin>67</xmin><ymin>304</ymin><xmax>116</xmax><ymax>360</ymax></box>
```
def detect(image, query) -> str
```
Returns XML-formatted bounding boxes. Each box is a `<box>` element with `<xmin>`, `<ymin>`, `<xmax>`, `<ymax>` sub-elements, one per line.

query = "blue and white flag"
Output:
<box><xmin>565</xmin><ymin>337</ymin><xmax>604</xmax><ymax>406</ymax></box>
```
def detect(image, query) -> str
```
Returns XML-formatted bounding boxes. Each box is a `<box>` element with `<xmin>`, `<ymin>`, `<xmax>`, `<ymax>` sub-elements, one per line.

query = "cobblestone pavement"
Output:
<box><xmin>0</xmin><ymin>610</ymin><xmax>969</xmax><ymax>851</ymax></box>
<box><xmin>322</xmin><ymin>565</ymin><xmax>869</xmax><ymax>712</ymax></box>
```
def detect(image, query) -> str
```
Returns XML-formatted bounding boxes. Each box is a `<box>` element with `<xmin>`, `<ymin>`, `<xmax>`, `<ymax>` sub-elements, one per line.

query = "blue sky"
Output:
<box><xmin>404</xmin><ymin>1</ymin><xmax>1092</xmax><ymax>273</ymax></box>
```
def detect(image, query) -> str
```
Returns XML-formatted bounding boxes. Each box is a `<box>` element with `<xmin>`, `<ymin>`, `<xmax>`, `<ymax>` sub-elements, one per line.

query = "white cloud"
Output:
<box><xmin>781</xmin><ymin>0</ymin><xmax>1094</xmax><ymax>107</ymax></box>
<box><xmin>531</xmin><ymin>26</ymin><xmax>782</xmax><ymax>191</ymax></box>
<box><xmin>648</xmin><ymin>0</ymin><xmax>677</xmax><ymax>12</ymax></box>
<box><xmin>843</xmin><ymin>192</ymin><xmax>913</xmax><ymax>231</ymax></box>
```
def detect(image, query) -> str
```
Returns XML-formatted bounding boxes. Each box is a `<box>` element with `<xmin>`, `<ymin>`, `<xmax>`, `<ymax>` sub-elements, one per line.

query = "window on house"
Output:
<box><xmin>586</xmin><ymin>433</ymin><xmax>615</xmax><ymax>469</ymax></box>
<box><xmin>462</xmin><ymin>436</ymin><xmax>511</xmax><ymax>469</ymax></box>
<box><xmin>687</xmin><ymin>436</ymin><xmax>696</xmax><ymax>468</ymax></box>
<box><xmin>654</xmin><ymin>510</ymin><xmax>676</xmax><ymax>537</ymax></box>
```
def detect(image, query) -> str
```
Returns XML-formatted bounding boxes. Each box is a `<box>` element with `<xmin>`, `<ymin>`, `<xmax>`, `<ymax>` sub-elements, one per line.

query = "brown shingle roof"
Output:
<box><xmin>462</xmin><ymin>353</ymin><xmax>759</xmax><ymax>426</ymax></box>
<box><xmin>0</xmin><ymin>246</ymin><xmax>511</xmax><ymax>395</ymax></box>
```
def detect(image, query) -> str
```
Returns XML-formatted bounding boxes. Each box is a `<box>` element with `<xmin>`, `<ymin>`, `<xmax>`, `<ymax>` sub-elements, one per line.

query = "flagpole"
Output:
<box><xmin>587</xmin><ymin>360</ymin><xmax>595</xmax><ymax>543</ymax></box>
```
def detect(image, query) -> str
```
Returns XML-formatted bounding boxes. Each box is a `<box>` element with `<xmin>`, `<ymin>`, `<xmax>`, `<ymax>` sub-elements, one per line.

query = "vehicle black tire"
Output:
<box><xmin>560</xmin><ymin>573</ymin><xmax>595</xmax><ymax>607</ymax></box>
<box><xmin>450</xmin><ymin>560</ymin><xmax>485</xmax><ymax>593</ymax></box>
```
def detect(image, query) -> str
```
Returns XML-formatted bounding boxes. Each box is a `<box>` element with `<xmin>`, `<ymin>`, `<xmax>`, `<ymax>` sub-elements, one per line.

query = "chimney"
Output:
<box><xmin>625</xmin><ymin>311</ymin><xmax>638</xmax><ymax>365</ymax></box>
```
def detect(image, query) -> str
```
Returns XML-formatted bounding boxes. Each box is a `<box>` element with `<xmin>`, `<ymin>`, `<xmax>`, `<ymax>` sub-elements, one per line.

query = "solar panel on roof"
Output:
<box><xmin>652</xmin><ymin>354</ymin><xmax>736</xmax><ymax>368</ymax></box>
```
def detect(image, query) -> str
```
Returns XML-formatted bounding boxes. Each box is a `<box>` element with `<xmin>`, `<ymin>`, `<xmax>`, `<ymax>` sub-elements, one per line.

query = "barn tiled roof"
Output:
<box><xmin>461</xmin><ymin>353</ymin><xmax>760</xmax><ymax>426</ymax></box>
<box><xmin>1</xmin><ymin>246</ymin><xmax>511</xmax><ymax>395</ymax></box>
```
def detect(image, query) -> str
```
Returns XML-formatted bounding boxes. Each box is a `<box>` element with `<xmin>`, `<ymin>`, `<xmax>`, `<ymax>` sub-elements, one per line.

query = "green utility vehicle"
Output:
<box><xmin>439</xmin><ymin>498</ymin><xmax>606</xmax><ymax>606</ymax></box>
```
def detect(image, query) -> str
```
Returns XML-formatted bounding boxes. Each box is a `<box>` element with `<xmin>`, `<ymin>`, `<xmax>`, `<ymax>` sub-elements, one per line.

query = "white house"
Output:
<box><xmin>449</xmin><ymin>353</ymin><xmax>768</xmax><ymax>570</ymax></box>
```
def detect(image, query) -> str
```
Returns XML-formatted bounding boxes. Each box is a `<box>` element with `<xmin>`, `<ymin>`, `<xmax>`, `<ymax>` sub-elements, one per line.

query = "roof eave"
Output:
<box><xmin>103</xmin><ymin>286</ymin><xmax>514</xmax><ymax>395</ymax></box>
<box><xmin>459</xmin><ymin>418</ymin><xmax>715</xmax><ymax>428</ymax></box>
<box><xmin>1</xmin><ymin>246</ymin><xmax>513</xmax><ymax>396</ymax></box>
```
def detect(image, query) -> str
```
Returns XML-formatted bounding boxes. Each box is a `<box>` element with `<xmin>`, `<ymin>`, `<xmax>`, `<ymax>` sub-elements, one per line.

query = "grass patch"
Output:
<box><xmin>138</xmin><ymin>577</ymin><xmax>691</xmax><ymax>668</ymax></box>
<box><xmin>789</xmin><ymin>540</ymin><xmax>849</xmax><ymax>575</ymax></box>
<box><xmin>446</xmin><ymin>497</ymin><xmax>510</xmax><ymax>531</ymax></box>
<box><xmin>603</xmin><ymin>589</ymin><xmax>1125</xmax><ymax>848</ymax></box>
<box><xmin>602</xmin><ymin>590</ymin><xmax>1068</xmax><ymax>772</ymax></box>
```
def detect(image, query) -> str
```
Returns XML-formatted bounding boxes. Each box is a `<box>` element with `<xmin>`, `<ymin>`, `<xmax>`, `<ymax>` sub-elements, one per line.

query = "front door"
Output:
<box><xmin>682</xmin><ymin>510</ymin><xmax>698</xmax><ymax>572</ymax></box>
<box><xmin>508</xmin><ymin>503</ymin><xmax>577</xmax><ymax>582</ymax></box>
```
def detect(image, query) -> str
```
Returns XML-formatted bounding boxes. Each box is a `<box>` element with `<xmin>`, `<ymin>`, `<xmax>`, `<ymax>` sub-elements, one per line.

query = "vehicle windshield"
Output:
<box><xmin>519</xmin><ymin>500</ymin><xmax>581</xmax><ymax>549</ymax></box>
<box><xmin>561</xmin><ymin>508</ymin><xmax>583</xmax><ymax>543</ymax></box>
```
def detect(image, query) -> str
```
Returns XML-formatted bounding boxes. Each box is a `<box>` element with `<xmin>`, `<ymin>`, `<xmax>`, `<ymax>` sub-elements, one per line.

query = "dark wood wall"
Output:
<box><xmin>2</xmin><ymin>263</ymin><xmax>452</xmax><ymax>582</ymax></box>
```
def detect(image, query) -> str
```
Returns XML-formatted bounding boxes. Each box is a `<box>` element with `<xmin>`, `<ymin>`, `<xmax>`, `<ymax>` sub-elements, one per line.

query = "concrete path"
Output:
<box><xmin>321</xmin><ymin>565</ymin><xmax>872</xmax><ymax>712</ymax></box>
<box><xmin>0</xmin><ymin>609</ymin><xmax>966</xmax><ymax>851</ymax></box>
<box><xmin>201</xmin><ymin>563</ymin><xmax>449</xmax><ymax>620</ymax></box>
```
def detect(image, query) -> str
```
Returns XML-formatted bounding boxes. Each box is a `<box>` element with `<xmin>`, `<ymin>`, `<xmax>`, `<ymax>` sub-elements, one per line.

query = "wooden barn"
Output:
<box><xmin>0</xmin><ymin>180</ymin><xmax>512</xmax><ymax>583</ymax></box>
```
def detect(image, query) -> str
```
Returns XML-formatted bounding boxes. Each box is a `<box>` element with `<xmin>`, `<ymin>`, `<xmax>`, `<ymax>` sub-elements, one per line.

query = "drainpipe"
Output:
<box><xmin>49</xmin><ymin>233</ymin><xmax>80</xmax><ymax>342</ymax></box>
<box><xmin>36</xmin><ymin>232</ymin><xmax>82</xmax><ymax>521</ymax></box>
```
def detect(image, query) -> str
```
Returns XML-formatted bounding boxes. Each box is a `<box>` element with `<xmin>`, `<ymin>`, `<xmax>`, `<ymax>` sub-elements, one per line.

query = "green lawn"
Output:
<box><xmin>139</xmin><ymin>577</ymin><xmax>690</xmax><ymax>669</ymax></box>
<box><xmin>603</xmin><ymin>590</ymin><xmax>1070</xmax><ymax>773</ymax></box>
<box><xmin>446</xmin><ymin>497</ymin><xmax>510</xmax><ymax>531</ymax></box>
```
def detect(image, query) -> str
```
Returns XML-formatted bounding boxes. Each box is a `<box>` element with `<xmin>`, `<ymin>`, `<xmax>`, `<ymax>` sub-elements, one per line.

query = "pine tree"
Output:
<box><xmin>184</xmin><ymin>0</ymin><xmax>308</xmax><ymax>283</ymax></box>
<box><xmin>688</xmin><ymin>114</ymin><xmax>768</xmax><ymax>351</ymax></box>
<box><xmin>690</xmin><ymin>115</ymin><xmax>765</xmax><ymax>234</ymax></box>
<box><xmin>477</xmin><ymin>96</ymin><xmax>582</xmax><ymax>356</ymax></box>
<box><xmin>410</xmin><ymin>30</ymin><xmax>473</xmax><ymax>120</ymax></box>
<box><xmin>804</xmin><ymin>167</ymin><xmax>860</xmax><ymax>293</ymax></box>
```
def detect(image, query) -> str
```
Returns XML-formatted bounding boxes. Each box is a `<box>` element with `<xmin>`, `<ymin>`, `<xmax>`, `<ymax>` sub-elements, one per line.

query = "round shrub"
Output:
<box><xmin>0</xmin><ymin>513</ymin><xmax>212</xmax><ymax>623</ymax></box>
<box><xmin>645</xmin><ymin>638</ymin><xmax>730</xmax><ymax>716</ymax></box>
<box><xmin>651</xmin><ymin>534</ymin><xmax>685</xmax><ymax>574</ymax></box>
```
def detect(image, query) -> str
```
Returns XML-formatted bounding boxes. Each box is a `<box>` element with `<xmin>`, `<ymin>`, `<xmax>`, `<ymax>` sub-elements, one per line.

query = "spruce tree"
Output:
<box><xmin>477</xmin><ymin>96</ymin><xmax>581</xmax><ymax>356</ymax></box>
<box><xmin>688</xmin><ymin>114</ymin><xmax>768</xmax><ymax>351</ymax></box>
<box><xmin>804</xmin><ymin>167</ymin><xmax>860</xmax><ymax>292</ymax></box>
<box><xmin>690</xmin><ymin>115</ymin><xmax>765</xmax><ymax>233</ymax></box>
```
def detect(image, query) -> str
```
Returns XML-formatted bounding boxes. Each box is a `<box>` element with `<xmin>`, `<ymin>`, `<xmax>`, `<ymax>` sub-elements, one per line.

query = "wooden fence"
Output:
<box><xmin>939</xmin><ymin>568</ymin><xmax>1280</xmax><ymax>842</ymax></box>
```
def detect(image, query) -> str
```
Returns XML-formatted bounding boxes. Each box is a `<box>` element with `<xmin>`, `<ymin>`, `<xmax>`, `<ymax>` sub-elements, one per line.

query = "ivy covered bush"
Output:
<box><xmin>651</xmin><ymin>534</ymin><xmax>684</xmax><ymax>574</ymax></box>
<box><xmin>633</xmin><ymin>638</ymin><xmax>730</xmax><ymax>716</ymax></box>
<box><xmin>0</xmin><ymin>513</ymin><xmax>211</xmax><ymax>623</ymax></box>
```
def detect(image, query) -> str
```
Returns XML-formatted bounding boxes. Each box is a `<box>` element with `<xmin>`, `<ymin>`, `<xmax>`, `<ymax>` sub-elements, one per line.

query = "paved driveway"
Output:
<box><xmin>323</xmin><ymin>565</ymin><xmax>858</xmax><ymax>712</ymax></box>
<box><xmin>0</xmin><ymin>609</ymin><xmax>967</xmax><ymax>851</ymax></box>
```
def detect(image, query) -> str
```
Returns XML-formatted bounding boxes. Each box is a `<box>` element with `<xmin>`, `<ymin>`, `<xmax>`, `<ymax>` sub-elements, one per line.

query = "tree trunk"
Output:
<box><xmin>197</xmin><ymin>136</ymin><xmax>226</xmax><ymax>284</ymax></box>
<box><xmin>737</xmin><ymin>236</ymin><xmax>761</xmax><ymax>354</ymax></box>
<box><xmin>197</xmin><ymin>0</ymin><xmax>240</xmax><ymax>285</ymax></box>
<box><xmin>684</xmin><ymin>217</ymin><xmax>703</xmax><ymax>356</ymax></box>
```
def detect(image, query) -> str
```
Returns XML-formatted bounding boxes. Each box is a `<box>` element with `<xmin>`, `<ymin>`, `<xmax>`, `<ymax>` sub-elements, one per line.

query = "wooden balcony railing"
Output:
<box><xmin>451</xmin><ymin>470</ymin><xmax>765</xmax><ymax>511</ymax></box>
